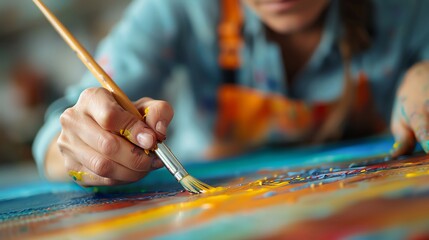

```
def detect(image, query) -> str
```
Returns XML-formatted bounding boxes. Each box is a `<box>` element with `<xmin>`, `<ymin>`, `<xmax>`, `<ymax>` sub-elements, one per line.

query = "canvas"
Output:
<box><xmin>1</xmin><ymin>135</ymin><xmax>429</xmax><ymax>239</ymax></box>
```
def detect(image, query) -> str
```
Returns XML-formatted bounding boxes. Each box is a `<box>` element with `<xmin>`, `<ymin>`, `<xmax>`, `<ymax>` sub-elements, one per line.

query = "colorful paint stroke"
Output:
<box><xmin>1</xmin><ymin>136</ymin><xmax>429</xmax><ymax>239</ymax></box>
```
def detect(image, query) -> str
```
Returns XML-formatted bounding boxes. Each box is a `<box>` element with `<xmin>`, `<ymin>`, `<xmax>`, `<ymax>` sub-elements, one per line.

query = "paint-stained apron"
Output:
<box><xmin>205</xmin><ymin>72</ymin><xmax>386</xmax><ymax>159</ymax></box>
<box><xmin>211</xmin><ymin>0</ymin><xmax>385</xmax><ymax>158</ymax></box>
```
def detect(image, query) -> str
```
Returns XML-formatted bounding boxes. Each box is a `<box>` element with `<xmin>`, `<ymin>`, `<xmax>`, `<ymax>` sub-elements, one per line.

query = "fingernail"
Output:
<box><xmin>156</xmin><ymin>121</ymin><xmax>167</xmax><ymax>136</ymax></box>
<box><xmin>137</xmin><ymin>133</ymin><xmax>153</xmax><ymax>149</ymax></box>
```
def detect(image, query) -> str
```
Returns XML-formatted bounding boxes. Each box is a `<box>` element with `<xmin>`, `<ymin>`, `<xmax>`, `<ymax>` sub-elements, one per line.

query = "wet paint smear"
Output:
<box><xmin>119</xmin><ymin>129</ymin><xmax>133</xmax><ymax>142</ymax></box>
<box><xmin>1</xmin><ymin>137</ymin><xmax>429</xmax><ymax>239</ymax></box>
<box><xmin>68</xmin><ymin>171</ymin><xmax>88</xmax><ymax>181</ymax></box>
<box><xmin>120</xmin><ymin>129</ymin><xmax>149</xmax><ymax>154</ymax></box>
<box><xmin>143</xmin><ymin>107</ymin><xmax>149</xmax><ymax>119</ymax></box>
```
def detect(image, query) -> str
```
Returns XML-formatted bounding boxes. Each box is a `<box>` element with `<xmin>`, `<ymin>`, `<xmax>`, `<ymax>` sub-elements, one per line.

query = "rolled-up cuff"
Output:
<box><xmin>32</xmin><ymin>113</ymin><xmax>62</xmax><ymax>179</ymax></box>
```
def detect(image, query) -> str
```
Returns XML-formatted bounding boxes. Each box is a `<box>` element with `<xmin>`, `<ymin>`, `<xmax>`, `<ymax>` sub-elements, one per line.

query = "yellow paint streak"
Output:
<box><xmin>68</xmin><ymin>171</ymin><xmax>88</xmax><ymax>181</ymax></box>
<box><xmin>202</xmin><ymin>186</ymin><xmax>226</xmax><ymax>194</ymax></box>
<box><xmin>406</xmin><ymin>170</ymin><xmax>429</xmax><ymax>178</ymax></box>
<box><xmin>39</xmin><ymin>158</ymin><xmax>429</xmax><ymax>240</ymax></box>
<box><xmin>143</xmin><ymin>108</ymin><xmax>149</xmax><ymax>119</ymax></box>
<box><xmin>393</xmin><ymin>142</ymin><xmax>400</xmax><ymax>149</ymax></box>
<box><xmin>120</xmin><ymin>129</ymin><xmax>151</xmax><ymax>155</ymax></box>
<box><xmin>119</xmin><ymin>129</ymin><xmax>133</xmax><ymax>142</ymax></box>
<box><xmin>69</xmin><ymin>178</ymin><xmax>286</xmax><ymax>237</ymax></box>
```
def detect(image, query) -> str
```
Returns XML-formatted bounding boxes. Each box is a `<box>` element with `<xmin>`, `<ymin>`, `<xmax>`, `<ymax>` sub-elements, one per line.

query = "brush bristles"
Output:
<box><xmin>180</xmin><ymin>175</ymin><xmax>213</xmax><ymax>194</ymax></box>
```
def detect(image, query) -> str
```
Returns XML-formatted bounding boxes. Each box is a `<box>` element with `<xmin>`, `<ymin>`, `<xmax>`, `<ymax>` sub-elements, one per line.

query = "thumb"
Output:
<box><xmin>390</xmin><ymin>118</ymin><xmax>416</xmax><ymax>158</ymax></box>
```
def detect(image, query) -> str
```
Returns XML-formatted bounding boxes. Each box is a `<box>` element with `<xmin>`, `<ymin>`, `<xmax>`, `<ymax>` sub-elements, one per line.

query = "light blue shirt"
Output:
<box><xmin>33</xmin><ymin>0</ymin><xmax>429</xmax><ymax>176</ymax></box>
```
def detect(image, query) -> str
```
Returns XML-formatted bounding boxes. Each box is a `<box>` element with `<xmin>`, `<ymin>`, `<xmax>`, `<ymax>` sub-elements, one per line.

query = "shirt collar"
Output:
<box><xmin>309</xmin><ymin>0</ymin><xmax>341</xmax><ymax>69</ymax></box>
<box><xmin>242</xmin><ymin>2</ymin><xmax>263</xmax><ymax>37</ymax></box>
<box><xmin>242</xmin><ymin>0</ymin><xmax>341</xmax><ymax>63</ymax></box>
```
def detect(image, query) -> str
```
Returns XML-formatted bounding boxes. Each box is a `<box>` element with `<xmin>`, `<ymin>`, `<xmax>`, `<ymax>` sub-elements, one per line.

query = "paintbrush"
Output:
<box><xmin>33</xmin><ymin>0</ymin><xmax>212</xmax><ymax>194</ymax></box>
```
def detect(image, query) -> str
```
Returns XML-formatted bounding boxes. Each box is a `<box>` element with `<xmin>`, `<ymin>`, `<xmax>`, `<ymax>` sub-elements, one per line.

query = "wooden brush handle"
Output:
<box><xmin>33</xmin><ymin>0</ymin><xmax>142</xmax><ymax>118</ymax></box>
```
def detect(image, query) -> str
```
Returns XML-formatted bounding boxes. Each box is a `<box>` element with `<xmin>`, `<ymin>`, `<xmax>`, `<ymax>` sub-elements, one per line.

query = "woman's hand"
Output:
<box><xmin>391</xmin><ymin>61</ymin><xmax>429</xmax><ymax>157</ymax></box>
<box><xmin>53</xmin><ymin>87</ymin><xmax>173</xmax><ymax>186</ymax></box>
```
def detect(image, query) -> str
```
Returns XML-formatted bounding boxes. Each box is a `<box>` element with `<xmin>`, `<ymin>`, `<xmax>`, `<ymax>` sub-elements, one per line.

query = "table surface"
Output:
<box><xmin>1</xmin><ymin>135</ymin><xmax>429</xmax><ymax>240</ymax></box>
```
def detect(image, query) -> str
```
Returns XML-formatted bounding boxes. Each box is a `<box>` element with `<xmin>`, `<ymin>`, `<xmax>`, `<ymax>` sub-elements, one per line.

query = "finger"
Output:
<box><xmin>390</xmin><ymin>115</ymin><xmax>416</xmax><ymax>157</ymax></box>
<box><xmin>73</xmin><ymin>114</ymin><xmax>158</xmax><ymax>172</ymax></box>
<box><xmin>151</xmin><ymin>158</ymin><xmax>165</xmax><ymax>170</ymax></box>
<box><xmin>135</xmin><ymin>97</ymin><xmax>174</xmax><ymax>140</ymax></box>
<box><xmin>407</xmin><ymin>108</ymin><xmax>429</xmax><ymax>153</ymax></box>
<box><xmin>77</xmin><ymin>88</ymin><xmax>157</xmax><ymax>150</ymax></box>
<box><xmin>64</xmin><ymin>159</ymin><xmax>129</xmax><ymax>186</ymax></box>
<box><xmin>60</xmin><ymin>104</ymin><xmax>158</xmax><ymax>172</ymax></box>
<box><xmin>60</xmin><ymin>137</ymin><xmax>150</xmax><ymax>182</ymax></box>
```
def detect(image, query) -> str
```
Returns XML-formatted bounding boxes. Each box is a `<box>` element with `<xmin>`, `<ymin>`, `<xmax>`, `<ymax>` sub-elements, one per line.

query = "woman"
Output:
<box><xmin>33</xmin><ymin>0</ymin><xmax>429</xmax><ymax>186</ymax></box>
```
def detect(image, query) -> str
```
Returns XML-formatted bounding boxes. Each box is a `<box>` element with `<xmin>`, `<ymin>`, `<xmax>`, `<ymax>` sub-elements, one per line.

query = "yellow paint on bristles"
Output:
<box><xmin>180</xmin><ymin>175</ymin><xmax>214</xmax><ymax>194</ymax></box>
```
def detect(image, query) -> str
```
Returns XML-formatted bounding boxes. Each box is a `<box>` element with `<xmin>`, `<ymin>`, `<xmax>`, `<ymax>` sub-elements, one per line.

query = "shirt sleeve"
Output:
<box><xmin>32</xmin><ymin>0</ymin><xmax>182</xmax><ymax>178</ymax></box>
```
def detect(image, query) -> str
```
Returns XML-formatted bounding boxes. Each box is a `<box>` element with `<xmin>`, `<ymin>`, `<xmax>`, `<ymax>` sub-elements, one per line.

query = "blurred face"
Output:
<box><xmin>243</xmin><ymin>0</ymin><xmax>330</xmax><ymax>34</ymax></box>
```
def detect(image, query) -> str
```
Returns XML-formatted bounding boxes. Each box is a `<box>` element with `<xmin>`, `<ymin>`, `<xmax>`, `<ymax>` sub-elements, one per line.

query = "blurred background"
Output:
<box><xmin>0</xmin><ymin>0</ymin><xmax>131</xmax><ymax>183</ymax></box>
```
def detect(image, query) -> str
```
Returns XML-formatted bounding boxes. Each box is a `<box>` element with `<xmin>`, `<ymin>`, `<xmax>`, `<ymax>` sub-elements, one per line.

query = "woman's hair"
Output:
<box><xmin>339</xmin><ymin>0</ymin><xmax>373</xmax><ymax>59</ymax></box>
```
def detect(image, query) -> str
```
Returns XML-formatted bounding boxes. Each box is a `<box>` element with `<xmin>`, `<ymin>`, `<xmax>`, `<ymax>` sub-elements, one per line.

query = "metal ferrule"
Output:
<box><xmin>154</xmin><ymin>142</ymin><xmax>189</xmax><ymax>181</ymax></box>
